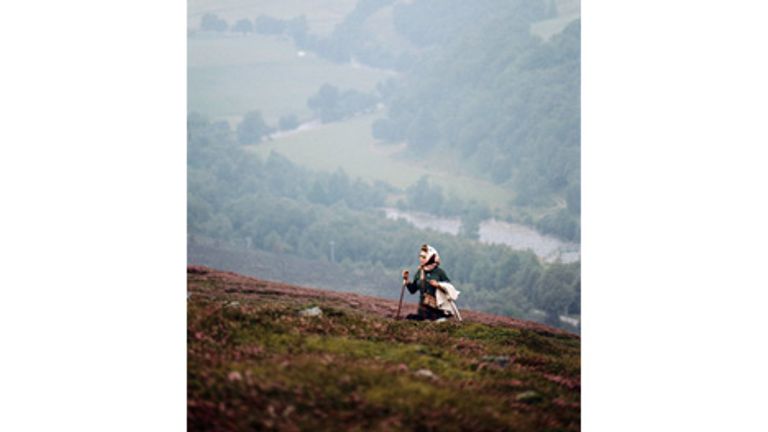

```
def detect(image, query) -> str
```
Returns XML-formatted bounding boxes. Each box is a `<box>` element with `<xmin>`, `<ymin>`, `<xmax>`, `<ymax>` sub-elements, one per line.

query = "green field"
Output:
<box><xmin>188</xmin><ymin>0</ymin><xmax>357</xmax><ymax>35</ymax></box>
<box><xmin>188</xmin><ymin>34</ymin><xmax>396</xmax><ymax>123</ymax></box>
<box><xmin>249</xmin><ymin>112</ymin><xmax>517</xmax><ymax>211</ymax></box>
<box><xmin>188</xmin><ymin>0</ymin><xmax>537</xmax><ymax>214</ymax></box>
<box><xmin>188</xmin><ymin>25</ymin><xmax>515</xmax><ymax>212</ymax></box>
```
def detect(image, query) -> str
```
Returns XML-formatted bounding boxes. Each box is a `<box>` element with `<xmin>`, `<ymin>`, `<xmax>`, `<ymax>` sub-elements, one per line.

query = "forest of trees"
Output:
<box><xmin>189</xmin><ymin>0</ymin><xmax>581</xmax><ymax>328</ymax></box>
<box><xmin>307</xmin><ymin>84</ymin><xmax>379</xmax><ymax>123</ymax></box>
<box><xmin>210</xmin><ymin>0</ymin><xmax>582</xmax><ymax>241</ymax></box>
<box><xmin>188</xmin><ymin>114</ymin><xmax>580</xmax><ymax>328</ymax></box>
<box><xmin>374</xmin><ymin>2</ymin><xmax>581</xmax><ymax>241</ymax></box>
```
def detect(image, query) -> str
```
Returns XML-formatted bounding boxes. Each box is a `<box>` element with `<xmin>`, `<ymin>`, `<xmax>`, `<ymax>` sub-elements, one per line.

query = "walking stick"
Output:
<box><xmin>396</xmin><ymin>270</ymin><xmax>409</xmax><ymax>319</ymax></box>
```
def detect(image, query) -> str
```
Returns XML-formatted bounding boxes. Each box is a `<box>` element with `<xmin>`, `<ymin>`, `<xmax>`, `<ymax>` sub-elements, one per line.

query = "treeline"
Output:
<box><xmin>194</xmin><ymin>1</ymin><xmax>412</xmax><ymax>71</ymax></box>
<box><xmin>193</xmin><ymin>0</ymin><xmax>580</xmax><ymax>243</ymax></box>
<box><xmin>395</xmin><ymin>176</ymin><xmax>492</xmax><ymax>241</ymax></box>
<box><xmin>231</xmin><ymin>82</ymin><xmax>380</xmax><ymax>147</ymax></box>
<box><xmin>188</xmin><ymin>114</ymin><xmax>580</xmax><ymax>328</ymax></box>
<box><xmin>391</xmin><ymin>0</ymin><xmax>551</xmax><ymax>47</ymax></box>
<box><xmin>374</xmin><ymin>3</ymin><xmax>581</xmax><ymax>241</ymax></box>
<box><xmin>300</xmin><ymin>0</ymin><xmax>411</xmax><ymax>70</ymax></box>
<box><xmin>307</xmin><ymin>84</ymin><xmax>379</xmax><ymax>123</ymax></box>
<box><xmin>196</xmin><ymin>13</ymin><xmax>309</xmax><ymax>40</ymax></box>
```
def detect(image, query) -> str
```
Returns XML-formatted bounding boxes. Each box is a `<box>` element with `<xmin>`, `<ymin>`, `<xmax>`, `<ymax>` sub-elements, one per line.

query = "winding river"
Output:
<box><xmin>382</xmin><ymin>208</ymin><xmax>580</xmax><ymax>263</ymax></box>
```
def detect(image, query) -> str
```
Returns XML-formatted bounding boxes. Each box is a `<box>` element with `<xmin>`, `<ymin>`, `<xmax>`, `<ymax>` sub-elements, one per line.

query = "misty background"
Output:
<box><xmin>187</xmin><ymin>0</ymin><xmax>581</xmax><ymax>331</ymax></box>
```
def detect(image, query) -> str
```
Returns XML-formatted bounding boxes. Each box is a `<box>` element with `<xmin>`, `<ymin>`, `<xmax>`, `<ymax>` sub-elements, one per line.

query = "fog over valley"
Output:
<box><xmin>188</xmin><ymin>0</ymin><xmax>581</xmax><ymax>330</ymax></box>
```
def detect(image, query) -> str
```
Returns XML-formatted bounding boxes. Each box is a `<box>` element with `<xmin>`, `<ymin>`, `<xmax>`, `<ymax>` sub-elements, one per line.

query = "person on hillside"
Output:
<box><xmin>403</xmin><ymin>244</ymin><xmax>462</xmax><ymax>321</ymax></box>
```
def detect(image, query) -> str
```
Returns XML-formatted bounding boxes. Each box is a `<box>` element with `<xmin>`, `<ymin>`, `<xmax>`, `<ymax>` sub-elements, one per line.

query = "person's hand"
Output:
<box><xmin>430</xmin><ymin>280</ymin><xmax>447</xmax><ymax>292</ymax></box>
<box><xmin>402</xmin><ymin>270</ymin><xmax>409</xmax><ymax>284</ymax></box>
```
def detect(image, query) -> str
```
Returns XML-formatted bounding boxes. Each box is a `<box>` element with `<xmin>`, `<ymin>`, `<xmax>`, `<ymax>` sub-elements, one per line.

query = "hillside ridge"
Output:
<box><xmin>188</xmin><ymin>265</ymin><xmax>580</xmax><ymax>431</ymax></box>
<box><xmin>188</xmin><ymin>265</ymin><xmax>575</xmax><ymax>336</ymax></box>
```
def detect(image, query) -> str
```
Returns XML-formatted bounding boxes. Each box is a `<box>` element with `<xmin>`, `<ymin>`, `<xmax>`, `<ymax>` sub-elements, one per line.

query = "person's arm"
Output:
<box><xmin>405</xmin><ymin>270</ymin><xmax>419</xmax><ymax>294</ymax></box>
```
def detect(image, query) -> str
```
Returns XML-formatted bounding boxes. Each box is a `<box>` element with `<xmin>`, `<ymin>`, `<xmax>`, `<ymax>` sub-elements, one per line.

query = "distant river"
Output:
<box><xmin>382</xmin><ymin>208</ymin><xmax>580</xmax><ymax>263</ymax></box>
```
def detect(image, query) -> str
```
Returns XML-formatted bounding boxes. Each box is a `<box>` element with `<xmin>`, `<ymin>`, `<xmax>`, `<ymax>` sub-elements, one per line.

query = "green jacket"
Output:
<box><xmin>406</xmin><ymin>267</ymin><xmax>451</xmax><ymax>307</ymax></box>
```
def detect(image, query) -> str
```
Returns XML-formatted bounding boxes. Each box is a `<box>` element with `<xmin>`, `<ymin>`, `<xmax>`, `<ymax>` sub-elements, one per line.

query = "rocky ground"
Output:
<box><xmin>188</xmin><ymin>265</ymin><xmax>580</xmax><ymax>431</ymax></box>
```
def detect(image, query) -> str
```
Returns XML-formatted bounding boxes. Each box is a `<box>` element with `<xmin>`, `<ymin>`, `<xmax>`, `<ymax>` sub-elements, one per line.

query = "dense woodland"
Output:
<box><xmin>188</xmin><ymin>115</ymin><xmax>580</xmax><ymax>328</ymax></box>
<box><xmin>189</xmin><ymin>0</ymin><xmax>580</xmax><ymax>329</ymax></box>
<box><xmin>375</xmin><ymin>3</ymin><xmax>581</xmax><ymax>241</ymax></box>
<box><xmin>196</xmin><ymin>0</ymin><xmax>580</xmax><ymax>242</ymax></box>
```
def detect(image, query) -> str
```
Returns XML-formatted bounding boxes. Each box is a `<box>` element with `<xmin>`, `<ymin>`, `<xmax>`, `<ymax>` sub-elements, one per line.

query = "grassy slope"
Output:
<box><xmin>188</xmin><ymin>34</ymin><xmax>395</xmax><ymax>122</ymax></box>
<box><xmin>188</xmin><ymin>237</ymin><xmax>402</xmax><ymax>299</ymax></box>
<box><xmin>188</xmin><ymin>266</ymin><xmax>580</xmax><ymax>431</ymax></box>
<box><xmin>250</xmin><ymin>112</ymin><xmax>517</xmax><ymax>211</ymax></box>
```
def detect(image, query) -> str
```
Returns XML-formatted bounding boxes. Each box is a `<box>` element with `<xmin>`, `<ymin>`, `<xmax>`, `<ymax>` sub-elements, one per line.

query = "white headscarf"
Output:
<box><xmin>420</xmin><ymin>244</ymin><xmax>441</xmax><ymax>271</ymax></box>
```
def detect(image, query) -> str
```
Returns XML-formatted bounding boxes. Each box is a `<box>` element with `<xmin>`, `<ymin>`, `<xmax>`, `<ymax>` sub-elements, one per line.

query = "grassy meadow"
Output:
<box><xmin>249</xmin><ymin>112</ymin><xmax>517</xmax><ymax>211</ymax></box>
<box><xmin>186</xmin><ymin>0</ymin><xmax>580</xmax><ymax>215</ymax></box>
<box><xmin>188</xmin><ymin>34</ymin><xmax>396</xmax><ymax>123</ymax></box>
<box><xmin>188</xmin><ymin>30</ymin><xmax>516</xmax><ymax>212</ymax></box>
